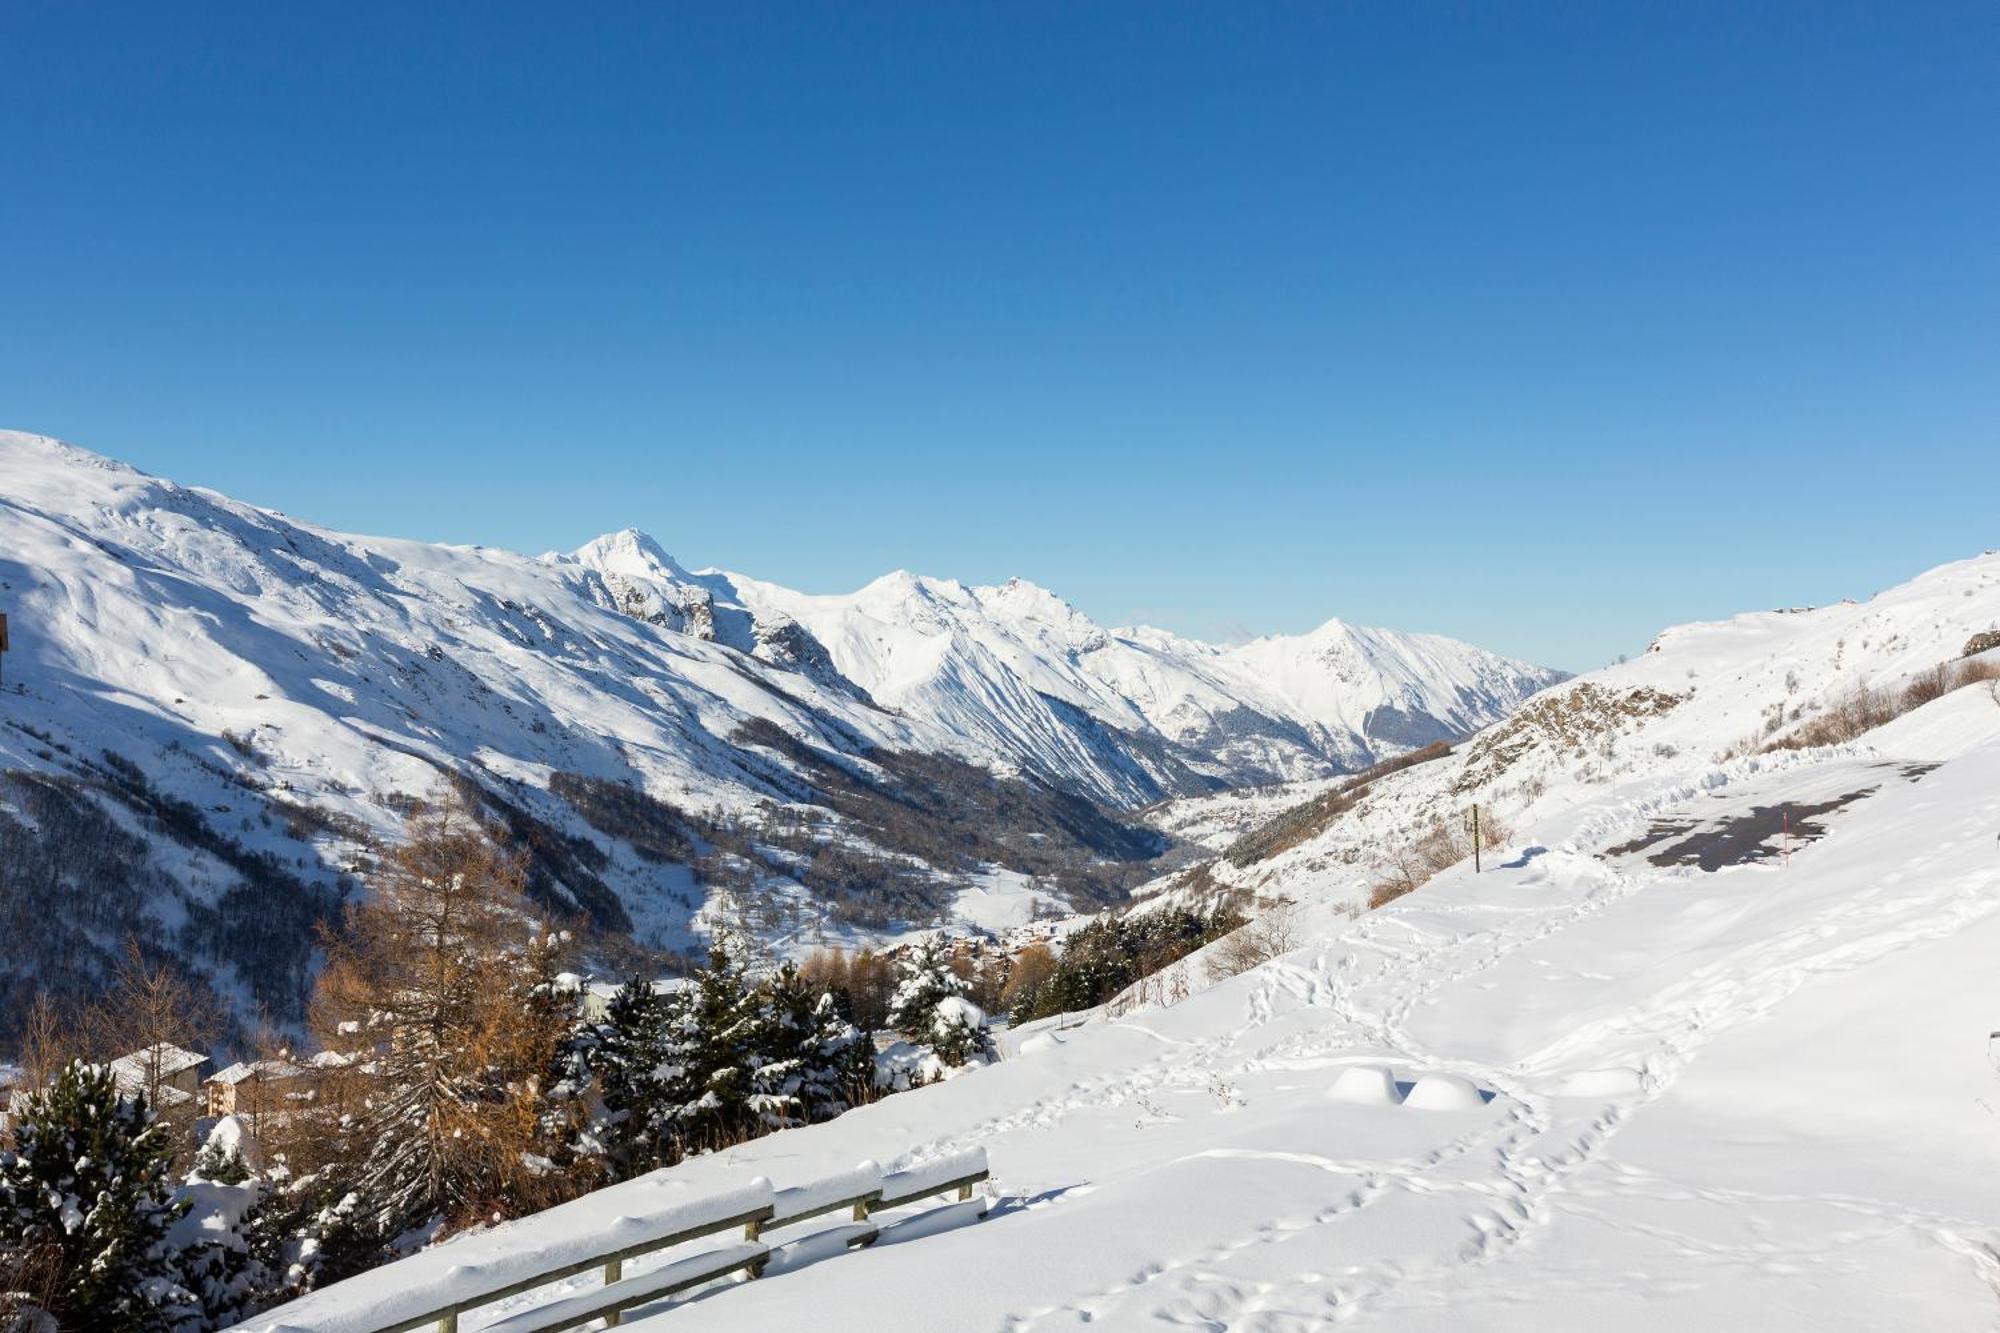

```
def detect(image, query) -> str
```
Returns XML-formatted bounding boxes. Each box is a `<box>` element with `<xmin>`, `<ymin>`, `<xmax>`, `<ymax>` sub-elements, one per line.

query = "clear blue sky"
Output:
<box><xmin>3</xmin><ymin>3</ymin><xmax>1995</xmax><ymax>670</ymax></box>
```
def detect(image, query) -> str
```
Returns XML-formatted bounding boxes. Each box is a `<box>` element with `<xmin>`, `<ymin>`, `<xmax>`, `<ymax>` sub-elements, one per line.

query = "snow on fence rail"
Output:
<box><xmin>233</xmin><ymin>1148</ymin><xmax>989</xmax><ymax>1333</ymax></box>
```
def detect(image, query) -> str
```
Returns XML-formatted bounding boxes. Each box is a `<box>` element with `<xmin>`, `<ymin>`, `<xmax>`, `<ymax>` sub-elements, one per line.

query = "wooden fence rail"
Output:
<box><xmin>237</xmin><ymin>1149</ymin><xmax>989</xmax><ymax>1333</ymax></box>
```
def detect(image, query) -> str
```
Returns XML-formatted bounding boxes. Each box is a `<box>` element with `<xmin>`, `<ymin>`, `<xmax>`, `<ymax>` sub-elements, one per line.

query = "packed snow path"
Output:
<box><xmin>311</xmin><ymin>698</ymin><xmax>2000</xmax><ymax>1332</ymax></box>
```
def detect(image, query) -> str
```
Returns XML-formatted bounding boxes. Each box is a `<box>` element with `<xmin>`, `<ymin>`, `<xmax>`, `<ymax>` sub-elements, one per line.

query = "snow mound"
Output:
<box><xmin>1402</xmin><ymin>1072</ymin><xmax>1487</xmax><ymax>1110</ymax></box>
<box><xmin>1015</xmin><ymin>1031</ymin><xmax>1065</xmax><ymax>1056</ymax></box>
<box><xmin>1326</xmin><ymin>1064</ymin><xmax>1403</xmax><ymax>1106</ymax></box>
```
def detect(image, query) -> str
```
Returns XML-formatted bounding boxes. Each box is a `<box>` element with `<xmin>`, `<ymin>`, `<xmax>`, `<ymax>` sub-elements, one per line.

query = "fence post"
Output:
<box><xmin>957</xmin><ymin>1182</ymin><xmax>973</xmax><ymax>1202</ymax></box>
<box><xmin>744</xmin><ymin>1215</ymin><xmax>766</xmax><ymax>1278</ymax></box>
<box><xmin>604</xmin><ymin>1256</ymin><xmax>624</xmax><ymax>1326</ymax></box>
<box><xmin>855</xmin><ymin>1194</ymin><xmax>878</xmax><ymax>1246</ymax></box>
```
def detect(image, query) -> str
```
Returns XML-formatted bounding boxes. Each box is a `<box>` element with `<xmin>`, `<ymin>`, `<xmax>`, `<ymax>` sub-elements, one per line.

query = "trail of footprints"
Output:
<box><xmin>951</xmin><ymin>781</ymin><xmax>2000</xmax><ymax>1328</ymax></box>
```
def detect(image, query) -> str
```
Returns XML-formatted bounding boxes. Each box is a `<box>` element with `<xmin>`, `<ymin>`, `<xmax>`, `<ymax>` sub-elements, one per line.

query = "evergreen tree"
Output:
<box><xmin>580</xmin><ymin>977</ymin><xmax>675</xmax><ymax>1177</ymax></box>
<box><xmin>0</xmin><ymin>1061</ymin><xmax>195</xmax><ymax>1332</ymax></box>
<box><xmin>173</xmin><ymin>1132</ymin><xmax>289</xmax><ymax>1330</ymax></box>
<box><xmin>886</xmin><ymin>934</ymin><xmax>964</xmax><ymax>1043</ymax></box>
<box><xmin>744</xmin><ymin>967</ymin><xmax>807</xmax><ymax>1133</ymax></box>
<box><xmin>802</xmin><ymin>989</ymin><xmax>873</xmax><ymax>1118</ymax></box>
<box><xmin>663</xmin><ymin>942</ymin><xmax>760</xmax><ymax>1152</ymax></box>
<box><xmin>925</xmin><ymin>996</ymin><xmax>992</xmax><ymax>1068</ymax></box>
<box><xmin>754</xmin><ymin>964</ymin><xmax>872</xmax><ymax>1122</ymax></box>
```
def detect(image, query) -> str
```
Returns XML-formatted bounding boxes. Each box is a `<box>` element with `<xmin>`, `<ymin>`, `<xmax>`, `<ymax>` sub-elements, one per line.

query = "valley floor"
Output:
<box><xmin>285</xmin><ymin>693</ymin><xmax>2000</xmax><ymax>1332</ymax></box>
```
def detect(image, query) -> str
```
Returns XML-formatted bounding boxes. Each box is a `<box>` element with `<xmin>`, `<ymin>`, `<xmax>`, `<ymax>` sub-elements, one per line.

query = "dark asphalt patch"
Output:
<box><xmin>1604</xmin><ymin>820</ymin><xmax>1698</xmax><ymax>859</ymax></box>
<box><xmin>1612</xmin><ymin>788</ymin><xmax>1879</xmax><ymax>872</ymax></box>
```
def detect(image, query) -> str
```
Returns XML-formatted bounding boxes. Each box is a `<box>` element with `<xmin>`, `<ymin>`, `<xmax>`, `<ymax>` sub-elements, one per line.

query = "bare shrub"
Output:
<box><xmin>1365</xmin><ymin>810</ymin><xmax>1510</xmax><ymax>913</ymax></box>
<box><xmin>1952</xmin><ymin>655</ymin><xmax>2000</xmax><ymax>689</ymax></box>
<box><xmin>1204</xmin><ymin>900</ymin><xmax>1300</xmax><ymax>981</ymax></box>
<box><xmin>1765</xmin><ymin>682</ymin><xmax>1898</xmax><ymax>751</ymax></box>
<box><xmin>1368</xmin><ymin>877</ymin><xmax>1417</xmax><ymax>911</ymax></box>
<box><xmin>1900</xmin><ymin>663</ymin><xmax>1951</xmax><ymax>711</ymax></box>
<box><xmin>1767</xmin><ymin>655</ymin><xmax>2000</xmax><ymax>754</ymax></box>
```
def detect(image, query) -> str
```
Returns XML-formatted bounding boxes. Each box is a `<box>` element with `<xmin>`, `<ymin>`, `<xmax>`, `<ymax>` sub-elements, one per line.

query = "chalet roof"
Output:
<box><xmin>108</xmin><ymin>1043</ymin><xmax>208</xmax><ymax>1088</ymax></box>
<box><xmin>208</xmin><ymin>1057</ymin><xmax>306</xmax><ymax>1086</ymax></box>
<box><xmin>583</xmin><ymin>978</ymin><xmax>689</xmax><ymax>1000</ymax></box>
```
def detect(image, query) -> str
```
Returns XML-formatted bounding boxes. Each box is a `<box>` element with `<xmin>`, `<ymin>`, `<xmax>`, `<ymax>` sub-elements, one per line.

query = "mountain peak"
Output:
<box><xmin>572</xmin><ymin>528</ymin><xmax>689</xmax><ymax>583</ymax></box>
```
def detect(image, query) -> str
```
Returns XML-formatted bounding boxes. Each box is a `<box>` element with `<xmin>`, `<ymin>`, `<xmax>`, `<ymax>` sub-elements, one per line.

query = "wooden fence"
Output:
<box><xmin>240</xmin><ymin>1149</ymin><xmax>990</xmax><ymax>1333</ymax></box>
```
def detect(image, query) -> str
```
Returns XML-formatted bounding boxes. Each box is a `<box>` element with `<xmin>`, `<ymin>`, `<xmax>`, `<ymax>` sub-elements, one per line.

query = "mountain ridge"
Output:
<box><xmin>0</xmin><ymin>429</ymin><xmax>1560</xmax><ymax>1041</ymax></box>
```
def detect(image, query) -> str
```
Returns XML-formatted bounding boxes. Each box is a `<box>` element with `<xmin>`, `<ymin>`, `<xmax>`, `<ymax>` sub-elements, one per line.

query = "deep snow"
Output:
<box><xmin>250</xmin><ymin>679</ymin><xmax>2000</xmax><ymax>1330</ymax></box>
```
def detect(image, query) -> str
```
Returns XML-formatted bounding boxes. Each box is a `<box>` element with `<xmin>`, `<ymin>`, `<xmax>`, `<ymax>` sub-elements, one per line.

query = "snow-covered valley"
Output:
<box><xmin>7</xmin><ymin>431</ymin><xmax>2000</xmax><ymax>1331</ymax></box>
<box><xmin>253</xmin><ymin>675</ymin><xmax>2000</xmax><ymax>1331</ymax></box>
<box><xmin>0</xmin><ymin>431</ymin><xmax>1560</xmax><ymax>1041</ymax></box>
<box><xmin>238</xmin><ymin>547</ymin><xmax>2000</xmax><ymax>1331</ymax></box>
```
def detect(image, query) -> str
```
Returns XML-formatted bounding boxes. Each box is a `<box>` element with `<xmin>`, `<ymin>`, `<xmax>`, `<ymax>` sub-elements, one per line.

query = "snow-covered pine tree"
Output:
<box><xmin>580</xmin><ymin>977</ymin><xmax>676</xmax><ymax>1177</ymax></box>
<box><xmin>664</xmin><ymin>941</ymin><xmax>760</xmax><ymax>1153</ymax></box>
<box><xmin>802</xmin><ymin>988</ymin><xmax>873</xmax><ymax>1118</ymax></box>
<box><xmin>0</xmin><ymin>1061</ymin><xmax>196</xmax><ymax>1332</ymax></box>
<box><xmin>753</xmin><ymin>963</ymin><xmax>873</xmax><ymax>1122</ymax></box>
<box><xmin>489</xmin><ymin>926</ymin><xmax>585</xmax><ymax>1212</ymax></box>
<box><xmin>172</xmin><ymin>1121</ymin><xmax>290</xmax><ymax>1330</ymax></box>
<box><xmin>888</xmin><ymin>936</ymin><xmax>991</xmax><ymax>1068</ymax></box>
<box><xmin>744</xmin><ymin>966</ymin><xmax>808</xmax><ymax>1132</ymax></box>
<box><xmin>887</xmin><ymin>934</ymin><xmax>964</xmax><ymax>1040</ymax></box>
<box><xmin>925</xmin><ymin>995</ymin><xmax>993</xmax><ymax>1067</ymax></box>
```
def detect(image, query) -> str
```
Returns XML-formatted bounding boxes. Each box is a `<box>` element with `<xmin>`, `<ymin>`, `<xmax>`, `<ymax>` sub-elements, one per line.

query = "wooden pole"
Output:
<box><xmin>1472</xmin><ymin>805</ymin><xmax>1481</xmax><ymax>874</ymax></box>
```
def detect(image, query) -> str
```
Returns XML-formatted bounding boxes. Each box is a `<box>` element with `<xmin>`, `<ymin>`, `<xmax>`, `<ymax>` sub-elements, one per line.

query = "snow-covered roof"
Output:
<box><xmin>208</xmin><ymin>1057</ymin><xmax>305</xmax><ymax>1086</ymax></box>
<box><xmin>108</xmin><ymin>1042</ymin><xmax>208</xmax><ymax>1088</ymax></box>
<box><xmin>583</xmin><ymin>977</ymin><xmax>688</xmax><ymax>999</ymax></box>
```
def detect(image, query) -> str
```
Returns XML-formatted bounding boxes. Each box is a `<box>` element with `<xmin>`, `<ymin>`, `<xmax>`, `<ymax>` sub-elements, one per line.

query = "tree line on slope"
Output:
<box><xmin>0</xmin><ymin>791</ymin><xmax>996</xmax><ymax>1332</ymax></box>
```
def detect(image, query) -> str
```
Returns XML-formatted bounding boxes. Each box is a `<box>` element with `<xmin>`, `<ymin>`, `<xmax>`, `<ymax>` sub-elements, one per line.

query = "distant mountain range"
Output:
<box><xmin>569</xmin><ymin>526</ymin><xmax>1568</xmax><ymax>806</ymax></box>
<box><xmin>0</xmin><ymin>430</ymin><xmax>1563</xmax><ymax>1040</ymax></box>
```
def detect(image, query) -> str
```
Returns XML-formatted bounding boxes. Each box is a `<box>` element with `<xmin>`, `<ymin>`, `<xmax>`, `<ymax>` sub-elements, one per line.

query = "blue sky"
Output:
<box><xmin>3</xmin><ymin>3</ymin><xmax>1995</xmax><ymax>670</ymax></box>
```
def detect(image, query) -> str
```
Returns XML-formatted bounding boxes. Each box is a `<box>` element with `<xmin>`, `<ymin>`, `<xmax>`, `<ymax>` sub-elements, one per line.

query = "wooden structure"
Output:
<box><xmin>248</xmin><ymin>1150</ymin><xmax>990</xmax><ymax>1333</ymax></box>
<box><xmin>108</xmin><ymin>1043</ymin><xmax>208</xmax><ymax>1109</ymax></box>
<box><xmin>205</xmin><ymin>1057</ymin><xmax>307</xmax><ymax>1121</ymax></box>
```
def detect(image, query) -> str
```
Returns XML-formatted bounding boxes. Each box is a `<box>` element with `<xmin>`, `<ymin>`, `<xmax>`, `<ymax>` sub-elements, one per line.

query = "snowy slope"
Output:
<box><xmin>0</xmin><ymin>430</ymin><xmax>1553</xmax><ymax>1039</ymax></box>
<box><xmin>252</xmin><ymin>682</ymin><xmax>2000</xmax><ymax>1331</ymax></box>
<box><xmin>0</xmin><ymin>433</ymin><xmax>1154</xmax><ymax>1036</ymax></box>
<box><xmin>1141</xmin><ymin>550</ymin><xmax>2000</xmax><ymax>921</ymax></box>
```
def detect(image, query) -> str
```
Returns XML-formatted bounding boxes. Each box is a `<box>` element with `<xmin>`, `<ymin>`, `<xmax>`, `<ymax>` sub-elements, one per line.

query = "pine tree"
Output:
<box><xmin>887</xmin><ymin>934</ymin><xmax>964</xmax><ymax>1041</ymax></box>
<box><xmin>0</xmin><ymin>1061</ymin><xmax>196</xmax><ymax>1332</ymax></box>
<box><xmin>802</xmin><ymin>989</ymin><xmax>872</xmax><ymax>1118</ymax></box>
<box><xmin>925</xmin><ymin>996</ymin><xmax>992</xmax><ymax>1067</ymax></box>
<box><xmin>888</xmin><ymin>936</ymin><xmax>990</xmax><ymax>1068</ymax></box>
<box><xmin>579</xmin><ymin>977</ymin><xmax>675</xmax><ymax>1178</ymax></box>
<box><xmin>745</xmin><ymin>964</ymin><xmax>811</xmax><ymax>1131</ymax></box>
<box><xmin>173</xmin><ymin>1131</ymin><xmax>289</xmax><ymax>1330</ymax></box>
<box><xmin>664</xmin><ymin>942</ymin><xmax>760</xmax><ymax>1152</ymax></box>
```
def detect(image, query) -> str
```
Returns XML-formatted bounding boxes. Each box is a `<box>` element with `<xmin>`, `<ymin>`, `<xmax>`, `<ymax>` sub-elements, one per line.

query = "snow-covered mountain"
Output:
<box><xmin>1139</xmin><ymin>547</ymin><xmax>2000</xmax><ymax>922</ymax></box>
<box><xmin>256</xmin><ymin>574</ymin><xmax>2000</xmax><ymax>1333</ymax></box>
<box><xmin>568</xmin><ymin>531</ymin><xmax>1567</xmax><ymax>806</ymax></box>
<box><xmin>0</xmin><ymin>431</ymin><xmax>1557</xmax><ymax>1040</ymax></box>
